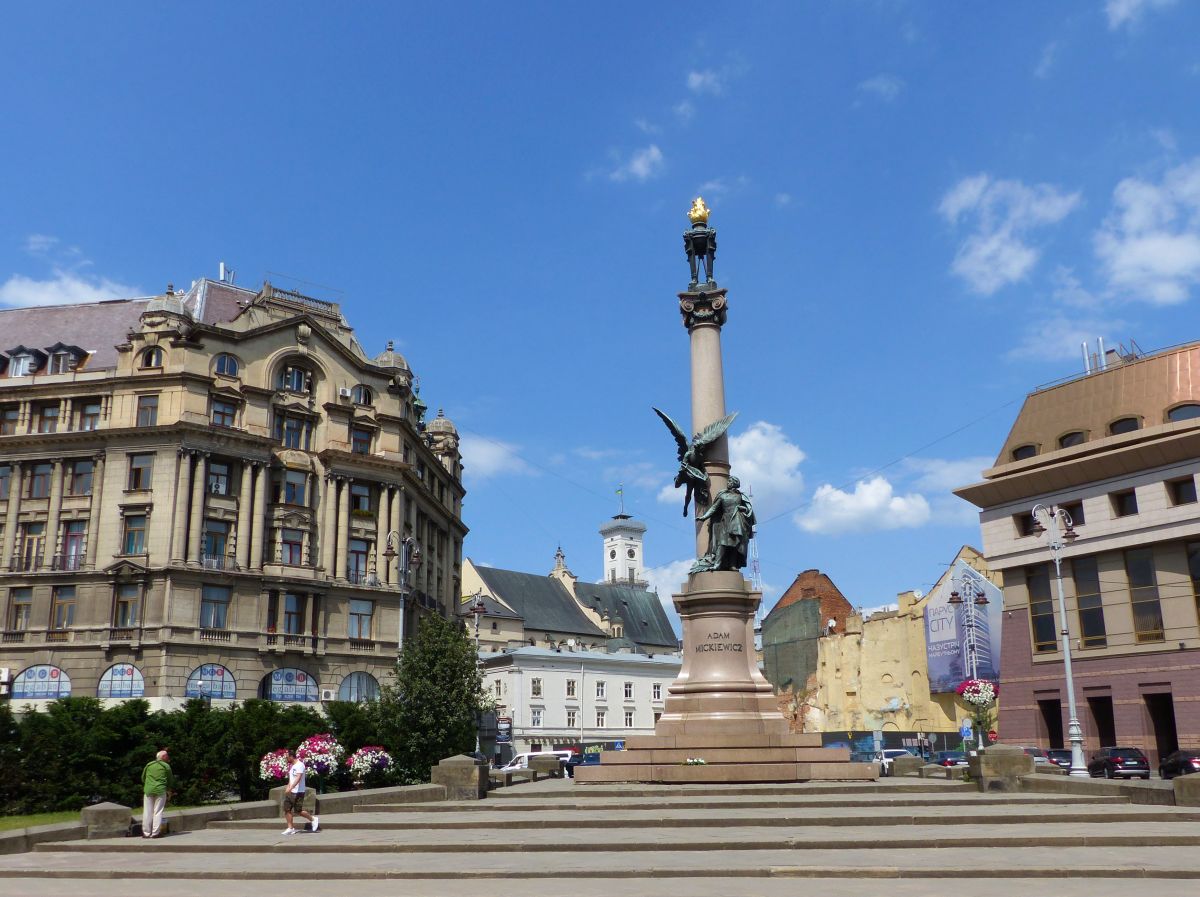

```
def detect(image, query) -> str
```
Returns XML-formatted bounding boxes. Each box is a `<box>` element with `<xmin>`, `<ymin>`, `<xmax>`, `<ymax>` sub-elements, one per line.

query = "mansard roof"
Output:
<box><xmin>0</xmin><ymin>300</ymin><xmax>149</xmax><ymax>369</ymax></box>
<box><xmin>572</xmin><ymin>580</ymin><xmax>678</xmax><ymax>651</ymax></box>
<box><xmin>471</xmin><ymin>565</ymin><xmax>607</xmax><ymax>640</ymax></box>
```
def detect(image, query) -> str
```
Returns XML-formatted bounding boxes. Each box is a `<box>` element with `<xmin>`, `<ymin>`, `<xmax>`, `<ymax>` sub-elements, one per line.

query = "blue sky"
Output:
<box><xmin>3</xmin><ymin>2</ymin><xmax>1199</xmax><ymax>627</ymax></box>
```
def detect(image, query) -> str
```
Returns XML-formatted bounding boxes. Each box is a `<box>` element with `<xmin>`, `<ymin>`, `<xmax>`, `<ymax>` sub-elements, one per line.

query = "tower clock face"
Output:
<box><xmin>627</xmin><ymin>548</ymin><xmax>636</xmax><ymax>559</ymax></box>
<box><xmin>609</xmin><ymin>550</ymin><xmax>616</xmax><ymax>559</ymax></box>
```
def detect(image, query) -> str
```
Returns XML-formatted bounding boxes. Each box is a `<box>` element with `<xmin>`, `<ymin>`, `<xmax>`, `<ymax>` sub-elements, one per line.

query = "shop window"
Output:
<box><xmin>98</xmin><ymin>663</ymin><xmax>145</xmax><ymax>698</ymax></box>
<box><xmin>185</xmin><ymin>663</ymin><xmax>235</xmax><ymax>699</ymax></box>
<box><xmin>11</xmin><ymin>665</ymin><xmax>71</xmax><ymax>699</ymax></box>
<box><xmin>259</xmin><ymin>668</ymin><xmax>318</xmax><ymax>702</ymax></box>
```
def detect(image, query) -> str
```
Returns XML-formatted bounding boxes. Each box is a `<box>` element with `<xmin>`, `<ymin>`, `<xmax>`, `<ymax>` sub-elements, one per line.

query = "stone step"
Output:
<box><xmin>623</xmin><ymin>733</ymin><xmax>824</xmax><ymax>750</ymax></box>
<box><xmin>363</xmin><ymin>794</ymin><xmax>1127</xmax><ymax>812</ymax></box>
<box><xmin>5</xmin><ymin>845</ymin><xmax>1200</xmax><ymax>879</ymax></box>
<box><xmin>596</xmin><ymin>746</ymin><xmax>850</xmax><ymax>764</ymax></box>
<box><xmin>574</xmin><ymin>760</ymin><xmax>876</xmax><ymax>783</ymax></box>
<box><xmin>490</xmin><ymin>781</ymin><xmax>974</xmax><ymax>798</ymax></box>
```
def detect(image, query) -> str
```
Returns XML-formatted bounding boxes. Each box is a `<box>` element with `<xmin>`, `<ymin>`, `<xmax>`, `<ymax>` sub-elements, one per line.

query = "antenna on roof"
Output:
<box><xmin>218</xmin><ymin>262</ymin><xmax>236</xmax><ymax>284</ymax></box>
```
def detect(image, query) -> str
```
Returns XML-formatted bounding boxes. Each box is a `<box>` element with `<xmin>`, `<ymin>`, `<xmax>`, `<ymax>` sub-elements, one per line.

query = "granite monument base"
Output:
<box><xmin>575</xmin><ymin>571</ymin><xmax>876</xmax><ymax>784</ymax></box>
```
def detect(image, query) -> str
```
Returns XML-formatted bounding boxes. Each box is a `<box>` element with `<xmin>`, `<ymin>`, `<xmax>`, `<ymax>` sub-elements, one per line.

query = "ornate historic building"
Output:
<box><xmin>0</xmin><ymin>277</ymin><xmax>465</xmax><ymax>708</ymax></box>
<box><xmin>957</xmin><ymin>341</ymin><xmax>1200</xmax><ymax>766</ymax></box>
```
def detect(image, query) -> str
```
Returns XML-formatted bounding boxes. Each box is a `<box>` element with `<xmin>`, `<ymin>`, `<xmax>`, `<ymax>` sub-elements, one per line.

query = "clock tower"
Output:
<box><xmin>599</xmin><ymin>513</ymin><xmax>647</xmax><ymax>588</ymax></box>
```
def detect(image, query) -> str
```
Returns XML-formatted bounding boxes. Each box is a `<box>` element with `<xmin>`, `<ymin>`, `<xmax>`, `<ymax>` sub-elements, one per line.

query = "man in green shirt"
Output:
<box><xmin>141</xmin><ymin>749</ymin><xmax>174</xmax><ymax>838</ymax></box>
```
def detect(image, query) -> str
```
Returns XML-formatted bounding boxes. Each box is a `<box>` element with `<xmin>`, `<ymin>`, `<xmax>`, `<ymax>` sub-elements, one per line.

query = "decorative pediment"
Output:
<box><xmin>104</xmin><ymin>559</ymin><xmax>149</xmax><ymax>579</ymax></box>
<box><xmin>210</xmin><ymin>384</ymin><xmax>244</xmax><ymax>401</ymax></box>
<box><xmin>273</xmin><ymin>395</ymin><xmax>317</xmax><ymax>416</ymax></box>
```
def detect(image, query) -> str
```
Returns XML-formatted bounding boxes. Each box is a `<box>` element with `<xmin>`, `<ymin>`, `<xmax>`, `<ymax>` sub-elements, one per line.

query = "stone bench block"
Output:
<box><xmin>891</xmin><ymin>755</ymin><xmax>924</xmax><ymax>777</ymax></box>
<box><xmin>968</xmin><ymin>745</ymin><xmax>1033</xmax><ymax>793</ymax></box>
<box><xmin>81</xmin><ymin>802</ymin><xmax>132</xmax><ymax>840</ymax></box>
<box><xmin>431</xmin><ymin>754</ymin><xmax>488</xmax><ymax>800</ymax></box>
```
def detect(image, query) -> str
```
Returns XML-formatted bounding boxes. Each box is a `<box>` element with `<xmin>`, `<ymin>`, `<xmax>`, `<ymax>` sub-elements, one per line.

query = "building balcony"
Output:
<box><xmin>349</xmin><ymin>638</ymin><xmax>378</xmax><ymax>652</ymax></box>
<box><xmin>51</xmin><ymin>553</ymin><xmax>85</xmax><ymax>572</ymax></box>
<box><xmin>8</xmin><ymin>553</ymin><xmax>42</xmax><ymax>573</ymax></box>
<box><xmin>1</xmin><ymin>630</ymin><xmax>26</xmax><ymax>644</ymax></box>
<box><xmin>200</xmin><ymin>553</ymin><xmax>233</xmax><ymax>571</ymax></box>
<box><xmin>198</xmin><ymin>628</ymin><xmax>232</xmax><ymax>643</ymax></box>
<box><xmin>108</xmin><ymin>627</ymin><xmax>136</xmax><ymax>642</ymax></box>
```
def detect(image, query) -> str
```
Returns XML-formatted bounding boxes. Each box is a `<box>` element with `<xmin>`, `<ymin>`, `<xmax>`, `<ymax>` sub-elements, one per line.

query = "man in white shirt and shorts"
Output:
<box><xmin>281</xmin><ymin>748</ymin><xmax>319</xmax><ymax>835</ymax></box>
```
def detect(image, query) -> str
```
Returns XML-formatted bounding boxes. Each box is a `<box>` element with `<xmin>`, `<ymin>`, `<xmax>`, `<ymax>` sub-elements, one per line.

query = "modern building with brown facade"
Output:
<box><xmin>956</xmin><ymin>342</ymin><xmax>1200</xmax><ymax>766</ymax></box>
<box><xmin>0</xmin><ymin>277</ymin><xmax>465</xmax><ymax>708</ymax></box>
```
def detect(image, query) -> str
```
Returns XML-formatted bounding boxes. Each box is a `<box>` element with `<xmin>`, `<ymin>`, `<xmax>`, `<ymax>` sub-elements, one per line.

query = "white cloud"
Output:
<box><xmin>634</xmin><ymin>118</ymin><xmax>660</xmax><ymax>135</ymax></box>
<box><xmin>1006</xmin><ymin>310</ymin><xmax>1129</xmax><ymax>362</ymax></box>
<box><xmin>1034</xmin><ymin>41</ymin><xmax>1058</xmax><ymax>79</ymax></box>
<box><xmin>23</xmin><ymin>234</ymin><xmax>60</xmax><ymax>254</ymax></box>
<box><xmin>939</xmin><ymin>174</ymin><xmax>1081</xmax><ymax>294</ymax></box>
<box><xmin>903</xmin><ymin>457</ymin><xmax>993</xmax><ymax>525</ymax></box>
<box><xmin>0</xmin><ymin>270</ymin><xmax>141</xmax><ymax>308</ymax></box>
<box><xmin>674</xmin><ymin>100</ymin><xmax>695</xmax><ymax>123</ymax></box>
<box><xmin>774</xmin><ymin>192</ymin><xmax>792</xmax><ymax>208</ymax></box>
<box><xmin>797</xmin><ymin>476</ymin><xmax>930</xmax><ymax>535</ymax></box>
<box><xmin>729</xmin><ymin>421</ymin><xmax>806</xmax><ymax>518</ymax></box>
<box><xmin>857</xmin><ymin>73</ymin><xmax>905</xmax><ymax>102</ymax></box>
<box><xmin>1094</xmin><ymin>157</ymin><xmax>1200</xmax><ymax>304</ymax></box>
<box><xmin>458</xmin><ymin>434</ymin><xmax>534</xmax><ymax>481</ymax></box>
<box><xmin>609</xmin><ymin>144</ymin><xmax>664</xmax><ymax>183</ymax></box>
<box><xmin>1106</xmin><ymin>0</ymin><xmax>1177</xmax><ymax>30</ymax></box>
<box><xmin>643</xmin><ymin>558</ymin><xmax>691</xmax><ymax>637</ymax></box>
<box><xmin>687</xmin><ymin>70</ymin><xmax>725</xmax><ymax>95</ymax></box>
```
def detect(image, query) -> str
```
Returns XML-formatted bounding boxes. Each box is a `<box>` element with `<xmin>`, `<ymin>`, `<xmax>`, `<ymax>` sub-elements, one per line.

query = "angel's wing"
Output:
<box><xmin>652</xmin><ymin>407</ymin><xmax>689</xmax><ymax>458</ymax></box>
<box><xmin>693</xmin><ymin>411</ymin><xmax>738</xmax><ymax>449</ymax></box>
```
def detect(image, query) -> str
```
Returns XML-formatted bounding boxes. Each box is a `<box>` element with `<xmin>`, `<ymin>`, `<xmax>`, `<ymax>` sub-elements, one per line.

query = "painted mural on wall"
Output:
<box><xmin>925</xmin><ymin>558</ymin><xmax>1002</xmax><ymax>693</ymax></box>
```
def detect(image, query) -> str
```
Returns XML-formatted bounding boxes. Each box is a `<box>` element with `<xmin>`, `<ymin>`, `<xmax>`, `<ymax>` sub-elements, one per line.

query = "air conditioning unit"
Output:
<box><xmin>320</xmin><ymin>688</ymin><xmax>336</xmax><ymax>702</ymax></box>
<box><xmin>338</xmin><ymin>387</ymin><xmax>352</xmax><ymax>399</ymax></box>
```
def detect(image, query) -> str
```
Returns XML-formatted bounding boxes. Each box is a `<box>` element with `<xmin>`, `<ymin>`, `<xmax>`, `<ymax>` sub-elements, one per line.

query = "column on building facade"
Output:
<box><xmin>186</xmin><ymin>452</ymin><xmax>207</xmax><ymax>564</ymax></box>
<box><xmin>250</xmin><ymin>463</ymin><xmax>267</xmax><ymax>570</ymax></box>
<box><xmin>375</xmin><ymin>484</ymin><xmax>390</xmax><ymax>584</ymax></box>
<box><xmin>390</xmin><ymin>487</ymin><xmax>404</xmax><ymax>579</ymax></box>
<box><xmin>85</xmin><ymin>454</ymin><xmax>105</xmax><ymax>569</ymax></box>
<box><xmin>41</xmin><ymin>459</ymin><xmax>64</xmax><ymax>569</ymax></box>
<box><xmin>320</xmin><ymin>474</ymin><xmax>338</xmax><ymax>574</ymax></box>
<box><xmin>336</xmin><ymin>476</ymin><xmax>351</xmax><ymax>580</ymax></box>
<box><xmin>60</xmin><ymin>398</ymin><xmax>73</xmax><ymax>432</ymax></box>
<box><xmin>236</xmin><ymin>460</ymin><xmax>254</xmax><ymax>570</ymax></box>
<box><xmin>2</xmin><ymin>461</ymin><xmax>24</xmax><ymax>568</ymax></box>
<box><xmin>170</xmin><ymin>451</ymin><xmax>192</xmax><ymax>563</ymax></box>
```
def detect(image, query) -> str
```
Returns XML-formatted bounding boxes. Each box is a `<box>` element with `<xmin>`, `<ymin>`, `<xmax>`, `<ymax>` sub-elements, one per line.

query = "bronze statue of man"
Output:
<box><xmin>691</xmin><ymin>475</ymin><xmax>756</xmax><ymax>573</ymax></box>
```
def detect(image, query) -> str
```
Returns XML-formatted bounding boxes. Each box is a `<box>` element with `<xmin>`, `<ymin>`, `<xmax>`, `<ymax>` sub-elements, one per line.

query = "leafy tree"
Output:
<box><xmin>374</xmin><ymin>613</ymin><xmax>484</xmax><ymax>783</ymax></box>
<box><xmin>0</xmin><ymin>703</ymin><xmax>22</xmax><ymax>814</ymax></box>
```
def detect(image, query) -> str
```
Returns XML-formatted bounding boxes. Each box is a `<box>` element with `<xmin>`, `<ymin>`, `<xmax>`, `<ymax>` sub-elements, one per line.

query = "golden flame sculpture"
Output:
<box><xmin>687</xmin><ymin>196</ymin><xmax>711</xmax><ymax>225</ymax></box>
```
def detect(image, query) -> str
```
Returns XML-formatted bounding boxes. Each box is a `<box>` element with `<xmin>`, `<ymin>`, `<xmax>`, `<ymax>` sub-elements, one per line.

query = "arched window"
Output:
<box><xmin>351</xmin><ymin>384</ymin><xmax>372</xmax><ymax>406</ymax></box>
<box><xmin>277</xmin><ymin>363</ymin><xmax>312</xmax><ymax>394</ymax></box>
<box><xmin>140</xmin><ymin>346</ymin><xmax>164</xmax><ymax>368</ymax></box>
<box><xmin>98</xmin><ymin>663</ymin><xmax>145</xmax><ymax>698</ymax></box>
<box><xmin>1109</xmin><ymin>416</ymin><xmax>1140</xmax><ymax>435</ymax></box>
<box><xmin>1011</xmin><ymin>444</ymin><xmax>1037</xmax><ymax>461</ymax></box>
<box><xmin>338</xmin><ymin>672</ymin><xmax>380</xmax><ymax>702</ymax></box>
<box><xmin>1168</xmin><ymin>404</ymin><xmax>1200</xmax><ymax>423</ymax></box>
<box><xmin>214</xmin><ymin>354</ymin><xmax>240</xmax><ymax>377</ymax></box>
<box><xmin>1058</xmin><ymin>431</ymin><xmax>1086</xmax><ymax>448</ymax></box>
<box><xmin>259</xmin><ymin>668</ymin><xmax>319</xmax><ymax>702</ymax></box>
<box><xmin>11</xmin><ymin>664</ymin><xmax>72</xmax><ymax>699</ymax></box>
<box><xmin>185</xmin><ymin>663</ymin><xmax>236</xmax><ymax>699</ymax></box>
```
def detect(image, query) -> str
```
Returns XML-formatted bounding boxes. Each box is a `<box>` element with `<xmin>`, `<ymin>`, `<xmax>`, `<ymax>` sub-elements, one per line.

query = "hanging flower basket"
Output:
<box><xmin>956</xmin><ymin>678</ymin><xmax>998</xmax><ymax>707</ymax></box>
<box><xmin>259</xmin><ymin>748</ymin><xmax>292</xmax><ymax>782</ymax></box>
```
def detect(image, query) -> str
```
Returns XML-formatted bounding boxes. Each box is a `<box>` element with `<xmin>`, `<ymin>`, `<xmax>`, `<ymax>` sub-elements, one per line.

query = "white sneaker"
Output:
<box><xmin>310</xmin><ymin>816</ymin><xmax>319</xmax><ymax>833</ymax></box>
<box><xmin>281</xmin><ymin>827</ymin><xmax>296</xmax><ymax>835</ymax></box>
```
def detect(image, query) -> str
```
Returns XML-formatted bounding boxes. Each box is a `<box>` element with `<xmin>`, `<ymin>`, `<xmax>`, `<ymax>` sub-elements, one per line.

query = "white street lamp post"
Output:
<box><xmin>1031</xmin><ymin>503</ymin><xmax>1088</xmax><ymax>777</ymax></box>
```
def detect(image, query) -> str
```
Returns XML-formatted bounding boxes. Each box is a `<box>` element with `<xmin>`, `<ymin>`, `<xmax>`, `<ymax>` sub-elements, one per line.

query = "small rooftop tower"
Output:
<box><xmin>600</xmin><ymin>485</ymin><xmax>648</xmax><ymax>587</ymax></box>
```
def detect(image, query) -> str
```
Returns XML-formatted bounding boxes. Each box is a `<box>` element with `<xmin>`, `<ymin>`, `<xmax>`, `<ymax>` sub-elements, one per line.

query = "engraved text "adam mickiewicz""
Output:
<box><xmin>696</xmin><ymin>632</ymin><xmax>743</xmax><ymax>653</ymax></box>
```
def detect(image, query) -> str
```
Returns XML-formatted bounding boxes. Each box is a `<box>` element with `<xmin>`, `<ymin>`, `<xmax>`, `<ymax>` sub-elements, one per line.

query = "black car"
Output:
<box><xmin>934</xmin><ymin>750</ymin><xmax>968</xmax><ymax>767</ymax></box>
<box><xmin>1046</xmin><ymin>749</ymin><xmax>1072</xmax><ymax>769</ymax></box>
<box><xmin>1159</xmin><ymin>749</ymin><xmax>1200</xmax><ymax>780</ymax></box>
<box><xmin>1087</xmin><ymin>746</ymin><xmax>1150</xmax><ymax>780</ymax></box>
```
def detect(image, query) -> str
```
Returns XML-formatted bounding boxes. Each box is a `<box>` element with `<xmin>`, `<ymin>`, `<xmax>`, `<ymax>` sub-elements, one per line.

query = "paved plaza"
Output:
<box><xmin>5</xmin><ymin>778</ymin><xmax>1200</xmax><ymax>896</ymax></box>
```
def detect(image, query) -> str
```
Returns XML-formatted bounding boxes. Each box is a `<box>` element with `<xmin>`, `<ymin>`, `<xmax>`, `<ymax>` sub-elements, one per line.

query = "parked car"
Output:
<box><xmin>876</xmin><ymin>748</ymin><xmax>916</xmax><ymax>776</ymax></box>
<box><xmin>565</xmin><ymin>752</ymin><xmax>601</xmax><ymax>778</ymax></box>
<box><xmin>1158</xmin><ymin>749</ymin><xmax>1200</xmax><ymax>780</ymax></box>
<box><xmin>500</xmin><ymin>750</ymin><xmax>578</xmax><ymax>773</ymax></box>
<box><xmin>1087</xmin><ymin>746</ymin><xmax>1150</xmax><ymax>780</ymax></box>
<box><xmin>934</xmin><ymin>750</ymin><xmax>968</xmax><ymax>767</ymax></box>
<box><xmin>1017</xmin><ymin>746</ymin><xmax>1053</xmax><ymax>767</ymax></box>
<box><xmin>1046</xmin><ymin>749</ymin><xmax>1073</xmax><ymax>769</ymax></box>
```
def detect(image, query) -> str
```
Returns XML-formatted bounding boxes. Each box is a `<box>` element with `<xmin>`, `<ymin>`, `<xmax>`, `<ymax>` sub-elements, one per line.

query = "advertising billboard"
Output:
<box><xmin>925</xmin><ymin>559</ymin><xmax>1002</xmax><ymax>693</ymax></box>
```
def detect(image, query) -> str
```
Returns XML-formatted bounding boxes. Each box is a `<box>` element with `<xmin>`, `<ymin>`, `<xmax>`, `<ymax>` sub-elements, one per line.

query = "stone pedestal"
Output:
<box><xmin>968</xmin><ymin>744</ymin><xmax>1034</xmax><ymax>792</ymax></box>
<box><xmin>892</xmin><ymin>754</ymin><xmax>925</xmax><ymax>777</ymax></box>
<box><xmin>81</xmin><ymin>802</ymin><xmax>131</xmax><ymax>840</ymax></box>
<box><xmin>430</xmin><ymin>754</ymin><xmax>488</xmax><ymax>800</ymax></box>
<box><xmin>1174</xmin><ymin>774</ymin><xmax>1200</xmax><ymax>807</ymax></box>
<box><xmin>575</xmin><ymin>570</ymin><xmax>876</xmax><ymax>784</ymax></box>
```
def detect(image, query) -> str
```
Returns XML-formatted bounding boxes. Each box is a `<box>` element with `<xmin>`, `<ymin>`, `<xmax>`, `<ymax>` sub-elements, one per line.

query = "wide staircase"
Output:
<box><xmin>6</xmin><ymin>778</ymin><xmax>1200</xmax><ymax>896</ymax></box>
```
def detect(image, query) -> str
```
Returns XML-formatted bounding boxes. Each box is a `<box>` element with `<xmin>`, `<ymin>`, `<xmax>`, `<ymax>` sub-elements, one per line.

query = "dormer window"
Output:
<box><xmin>278</xmin><ymin>364</ymin><xmax>312</xmax><ymax>393</ymax></box>
<box><xmin>49</xmin><ymin>352</ymin><xmax>76</xmax><ymax>374</ymax></box>
<box><xmin>214</xmin><ymin>354</ymin><xmax>240</xmax><ymax>377</ymax></box>
<box><xmin>1109</xmin><ymin>416</ymin><xmax>1140</xmax><ymax>435</ymax></box>
<box><xmin>140</xmin><ymin>346</ymin><xmax>164</xmax><ymax>368</ymax></box>
<box><xmin>1011</xmin><ymin>444</ymin><xmax>1038</xmax><ymax>461</ymax></box>
<box><xmin>351</xmin><ymin>384</ymin><xmax>373</xmax><ymax>406</ymax></box>
<box><xmin>1058</xmin><ymin>431</ymin><xmax>1086</xmax><ymax>449</ymax></box>
<box><xmin>9</xmin><ymin>354</ymin><xmax>34</xmax><ymax>377</ymax></box>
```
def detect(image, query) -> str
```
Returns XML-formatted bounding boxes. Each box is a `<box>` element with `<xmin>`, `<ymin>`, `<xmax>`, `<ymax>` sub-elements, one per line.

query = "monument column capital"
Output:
<box><xmin>678</xmin><ymin>287</ymin><xmax>728</xmax><ymax>330</ymax></box>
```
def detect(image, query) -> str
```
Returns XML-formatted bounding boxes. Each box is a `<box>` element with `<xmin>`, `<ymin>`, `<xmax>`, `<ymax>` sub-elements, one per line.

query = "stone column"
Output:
<box><xmin>42</xmin><ymin>460</ymin><xmax>64</xmax><ymax>569</ymax></box>
<box><xmin>336</xmin><ymin>477</ymin><xmax>351</xmax><ymax>580</ymax></box>
<box><xmin>186</xmin><ymin>453</ymin><xmax>207</xmax><ymax>564</ymax></box>
<box><xmin>2</xmin><ymin>461</ymin><xmax>24</xmax><ymax>568</ymax></box>
<box><xmin>60</xmin><ymin>398</ymin><xmax>73</xmax><ymax>431</ymax></box>
<box><xmin>682</xmin><ymin>289</ymin><xmax>731</xmax><ymax>557</ymax></box>
<box><xmin>320</xmin><ymin>475</ymin><xmax>337</xmax><ymax>575</ymax></box>
<box><xmin>249</xmin><ymin>463</ymin><xmax>267</xmax><ymax>570</ymax></box>
<box><xmin>236</xmin><ymin>461</ymin><xmax>254</xmax><ymax>570</ymax></box>
<box><xmin>376</xmin><ymin>485</ymin><xmax>390</xmax><ymax>583</ymax></box>
<box><xmin>85</xmin><ymin>454</ymin><xmax>105</xmax><ymax>569</ymax></box>
<box><xmin>170</xmin><ymin>451</ymin><xmax>192</xmax><ymax>564</ymax></box>
<box><xmin>389</xmin><ymin>488</ymin><xmax>404</xmax><ymax>584</ymax></box>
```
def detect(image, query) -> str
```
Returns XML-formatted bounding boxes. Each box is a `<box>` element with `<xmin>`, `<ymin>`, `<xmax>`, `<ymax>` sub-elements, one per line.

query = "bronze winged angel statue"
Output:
<box><xmin>652</xmin><ymin>407</ymin><xmax>738</xmax><ymax>516</ymax></box>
